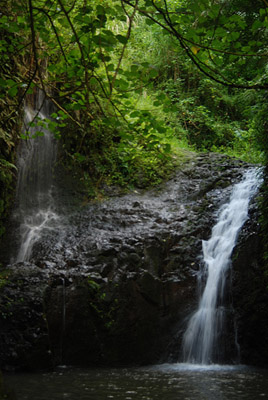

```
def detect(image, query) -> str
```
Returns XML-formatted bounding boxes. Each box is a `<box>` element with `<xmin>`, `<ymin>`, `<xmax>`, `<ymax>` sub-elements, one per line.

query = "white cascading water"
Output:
<box><xmin>182</xmin><ymin>168</ymin><xmax>261</xmax><ymax>364</ymax></box>
<box><xmin>14</xmin><ymin>94</ymin><xmax>59</xmax><ymax>262</ymax></box>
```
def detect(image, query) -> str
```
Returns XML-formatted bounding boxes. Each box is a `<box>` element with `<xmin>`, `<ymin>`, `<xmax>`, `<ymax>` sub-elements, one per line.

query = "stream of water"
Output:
<box><xmin>13</xmin><ymin>97</ymin><xmax>59</xmax><ymax>262</ymax></box>
<box><xmin>182</xmin><ymin>168</ymin><xmax>261</xmax><ymax>364</ymax></box>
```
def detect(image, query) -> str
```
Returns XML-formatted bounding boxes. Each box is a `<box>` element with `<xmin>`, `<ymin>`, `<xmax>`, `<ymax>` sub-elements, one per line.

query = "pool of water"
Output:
<box><xmin>5</xmin><ymin>363</ymin><xmax>268</xmax><ymax>400</ymax></box>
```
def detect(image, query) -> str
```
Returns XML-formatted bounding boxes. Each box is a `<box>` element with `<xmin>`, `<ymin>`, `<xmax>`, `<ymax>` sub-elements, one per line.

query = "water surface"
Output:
<box><xmin>5</xmin><ymin>364</ymin><xmax>268</xmax><ymax>400</ymax></box>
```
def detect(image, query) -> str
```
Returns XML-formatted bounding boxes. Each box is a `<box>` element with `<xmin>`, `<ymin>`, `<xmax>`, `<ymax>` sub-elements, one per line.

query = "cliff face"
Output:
<box><xmin>232</xmin><ymin>195</ymin><xmax>268</xmax><ymax>367</ymax></box>
<box><xmin>0</xmin><ymin>153</ymin><xmax>264</xmax><ymax>371</ymax></box>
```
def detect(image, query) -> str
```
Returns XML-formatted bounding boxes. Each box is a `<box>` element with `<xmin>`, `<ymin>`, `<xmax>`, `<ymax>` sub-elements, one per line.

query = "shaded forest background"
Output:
<box><xmin>0</xmin><ymin>0</ymin><xmax>268</xmax><ymax>265</ymax></box>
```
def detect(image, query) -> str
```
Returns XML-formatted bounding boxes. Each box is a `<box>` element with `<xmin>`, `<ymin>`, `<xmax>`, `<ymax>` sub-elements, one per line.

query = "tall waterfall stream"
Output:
<box><xmin>182</xmin><ymin>168</ymin><xmax>261</xmax><ymax>365</ymax></box>
<box><xmin>14</xmin><ymin>99</ymin><xmax>59</xmax><ymax>262</ymax></box>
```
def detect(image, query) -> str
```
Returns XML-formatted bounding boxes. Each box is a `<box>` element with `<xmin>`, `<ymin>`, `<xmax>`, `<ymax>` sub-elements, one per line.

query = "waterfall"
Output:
<box><xmin>182</xmin><ymin>168</ymin><xmax>261</xmax><ymax>365</ymax></box>
<box><xmin>14</xmin><ymin>94</ymin><xmax>59</xmax><ymax>262</ymax></box>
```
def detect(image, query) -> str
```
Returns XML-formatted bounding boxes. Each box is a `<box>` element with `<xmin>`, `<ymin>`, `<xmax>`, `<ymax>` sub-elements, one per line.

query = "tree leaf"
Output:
<box><xmin>116</xmin><ymin>34</ymin><xmax>128</xmax><ymax>44</ymax></box>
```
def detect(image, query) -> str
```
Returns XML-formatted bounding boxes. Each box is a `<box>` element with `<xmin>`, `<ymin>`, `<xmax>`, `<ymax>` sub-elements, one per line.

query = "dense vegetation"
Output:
<box><xmin>0</xmin><ymin>0</ymin><xmax>267</xmax><ymax>249</ymax></box>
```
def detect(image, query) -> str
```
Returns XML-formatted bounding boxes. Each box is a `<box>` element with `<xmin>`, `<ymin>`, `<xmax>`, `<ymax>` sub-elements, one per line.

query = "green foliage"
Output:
<box><xmin>133</xmin><ymin>0</ymin><xmax>268</xmax><ymax>89</ymax></box>
<box><xmin>59</xmin><ymin>106</ymin><xmax>175</xmax><ymax>191</ymax></box>
<box><xmin>0</xmin><ymin>270</ymin><xmax>9</xmax><ymax>291</ymax></box>
<box><xmin>0</xmin><ymin>0</ymin><xmax>266</xmax><ymax>216</ymax></box>
<box><xmin>87</xmin><ymin>278</ymin><xmax>119</xmax><ymax>330</ymax></box>
<box><xmin>125</xmin><ymin>19</ymin><xmax>263</xmax><ymax>161</ymax></box>
<box><xmin>0</xmin><ymin>12</ymin><xmax>21</xmax><ymax>238</ymax></box>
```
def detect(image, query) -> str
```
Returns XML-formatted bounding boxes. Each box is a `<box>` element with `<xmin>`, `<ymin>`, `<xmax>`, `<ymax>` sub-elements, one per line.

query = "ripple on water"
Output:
<box><xmin>4</xmin><ymin>364</ymin><xmax>268</xmax><ymax>400</ymax></box>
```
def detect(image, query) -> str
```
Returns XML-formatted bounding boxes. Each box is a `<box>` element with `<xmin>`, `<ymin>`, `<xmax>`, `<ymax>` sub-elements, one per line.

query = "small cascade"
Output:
<box><xmin>14</xmin><ymin>94</ymin><xmax>59</xmax><ymax>262</ymax></box>
<box><xmin>182</xmin><ymin>168</ymin><xmax>262</xmax><ymax>365</ymax></box>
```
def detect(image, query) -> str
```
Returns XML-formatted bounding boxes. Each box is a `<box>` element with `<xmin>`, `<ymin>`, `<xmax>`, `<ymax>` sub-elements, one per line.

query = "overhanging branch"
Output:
<box><xmin>121</xmin><ymin>0</ymin><xmax>268</xmax><ymax>90</ymax></box>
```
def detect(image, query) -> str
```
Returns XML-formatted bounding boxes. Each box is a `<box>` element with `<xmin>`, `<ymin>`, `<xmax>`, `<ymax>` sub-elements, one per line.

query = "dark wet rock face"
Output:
<box><xmin>232</xmin><ymin>199</ymin><xmax>268</xmax><ymax>367</ymax></box>
<box><xmin>0</xmin><ymin>153</ymin><xmax>260</xmax><ymax>370</ymax></box>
